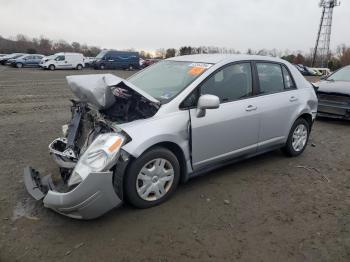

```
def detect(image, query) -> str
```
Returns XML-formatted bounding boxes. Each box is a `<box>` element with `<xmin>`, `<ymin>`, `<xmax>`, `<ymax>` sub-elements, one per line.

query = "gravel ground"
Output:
<box><xmin>0</xmin><ymin>66</ymin><xmax>349</xmax><ymax>262</ymax></box>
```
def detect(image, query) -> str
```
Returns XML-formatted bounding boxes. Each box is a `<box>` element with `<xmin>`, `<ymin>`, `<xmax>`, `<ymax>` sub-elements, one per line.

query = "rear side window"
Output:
<box><xmin>282</xmin><ymin>66</ymin><xmax>295</xmax><ymax>89</ymax></box>
<box><xmin>256</xmin><ymin>63</ymin><xmax>284</xmax><ymax>94</ymax></box>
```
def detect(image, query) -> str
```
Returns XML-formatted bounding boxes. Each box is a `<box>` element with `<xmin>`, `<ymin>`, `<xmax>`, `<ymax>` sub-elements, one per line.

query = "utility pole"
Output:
<box><xmin>312</xmin><ymin>0</ymin><xmax>340</xmax><ymax>67</ymax></box>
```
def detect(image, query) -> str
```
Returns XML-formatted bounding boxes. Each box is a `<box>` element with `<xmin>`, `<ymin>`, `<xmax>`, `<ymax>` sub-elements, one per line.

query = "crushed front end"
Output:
<box><xmin>24</xmin><ymin>74</ymin><xmax>160</xmax><ymax>219</ymax></box>
<box><xmin>24</xmin><ymin>101</ymin><xmax>128</xmax><ymax>219</ymax></box>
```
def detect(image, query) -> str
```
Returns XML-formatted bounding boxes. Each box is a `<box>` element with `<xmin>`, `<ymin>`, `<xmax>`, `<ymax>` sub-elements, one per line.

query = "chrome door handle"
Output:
<box><xmin>246</xmin><ymin>105</ymin><xmax>257</xmax><ymax>112</ymax></box>
<box><xmin>290</xmin><ymin>96</ymin><xmax>298</xmax><ymax>102</ymax></box>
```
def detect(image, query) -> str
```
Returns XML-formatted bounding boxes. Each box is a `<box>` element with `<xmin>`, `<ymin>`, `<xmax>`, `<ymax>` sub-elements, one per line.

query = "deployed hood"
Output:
<box><xmin>318</xmin><ymin>80</ymin><xmax>350</xmax><ymax>96</ymax></box>
<box><xmin>66</xmin><ymin>74</ymin><xmax>160</xmax><ymax>110</ymax></box>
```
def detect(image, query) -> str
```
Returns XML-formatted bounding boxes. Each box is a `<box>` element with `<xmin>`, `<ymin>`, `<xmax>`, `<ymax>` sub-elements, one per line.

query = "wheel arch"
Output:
<box><xmin>125</xmin><ymin>141</ymin><xmax>188</xmax><ymax>184</ymax></box>
<box><xmin>297</xmin><ymin>112</ymin><xmax>313</xmax><ymax>130</ymax></box>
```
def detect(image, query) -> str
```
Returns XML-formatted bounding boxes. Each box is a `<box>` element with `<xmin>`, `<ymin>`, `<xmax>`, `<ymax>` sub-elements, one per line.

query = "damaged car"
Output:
<box><xmin>315</xmin><ymin>65</ymin><xmax>350</xmax><ymax>120</ymax></box>
<box><xmin>24</xmin><ymin>54</ymin><xmax>318</xmax><ymax>219</ymax></box>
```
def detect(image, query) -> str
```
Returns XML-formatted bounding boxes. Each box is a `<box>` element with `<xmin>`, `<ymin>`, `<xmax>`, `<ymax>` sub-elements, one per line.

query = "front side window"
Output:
<box><xmin>128</xmin><ymin>61</ymin><xmax>212</xmax><ymax>103</ymax></box>
<box><xmin>201</xmin><ymin>63</ymin><xmax>253</xmax><ymax>103</ymax></box>
<box><xmin>55</xmin><ymin>56</ymin><xmax>65</xmax><ymax>61</ymax></box>
<box><xmin>96</xmin><ymin>50</ymin><xmax>108</xmax><ymax>59</ymax></box>
<box><xmin>327</xmin><ymin>66</ymin><xmax>350</xmax><ymax>81</ymax></box>
<box><xmin>257</xmin><ymin>63</ymin><xmax>284</xmax><ymax>94</ymax></box>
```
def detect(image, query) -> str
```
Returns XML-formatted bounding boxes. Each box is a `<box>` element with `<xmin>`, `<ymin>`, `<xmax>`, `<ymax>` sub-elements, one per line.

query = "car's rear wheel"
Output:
<box><xmin>49</xmin><ymin>64</ymin><xmax>55</xmax><ymax>71</ymax></box>
<box><xmin>16</xmin><ymin>62</ymin><xmax>23</xmax><ymax>68</ymax></box>
<box><xmin>128</xmin><ymin>64</ymin><xmax>134</xmax><ymax>71</ymax></box>
<box><xmin>124</xmin><ymin>147</ymin><xmax>180</xmax><ymax>208</ymax></box>
<box><xmin>76</xmin><ymin>64</ymin><xmax>83</xmax><ymax>70</ymax></box>
<box><xmin>99</xmin><ymin>64</ymin><xmax>105</xmax><ymax>70</ymax></box>
<box><xmin>282</xmin><ymin>118</ymin><xmax>310</xmax><ymax>157</ymax></box>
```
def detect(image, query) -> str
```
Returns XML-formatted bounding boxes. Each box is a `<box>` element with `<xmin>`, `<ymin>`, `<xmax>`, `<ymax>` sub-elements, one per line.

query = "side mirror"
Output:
<box><xmin>196</xmin><ymin>94</ymin><xmax>220</xmax><ymax>118</ymax></box>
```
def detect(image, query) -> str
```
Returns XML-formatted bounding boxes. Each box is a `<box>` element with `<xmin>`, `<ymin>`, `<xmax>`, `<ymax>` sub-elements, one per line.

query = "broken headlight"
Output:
<box><xmin>68</xmin><ymin>133</ymin><xmax>125</xmax><ymax>187</ymax></box>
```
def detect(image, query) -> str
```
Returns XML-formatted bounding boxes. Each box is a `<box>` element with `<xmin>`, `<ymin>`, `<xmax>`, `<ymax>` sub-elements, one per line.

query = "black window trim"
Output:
<box><xmin>180</xmin><ymin>60</ymin><xmax>259</xmax><ymax>110</ymax></box>
<box><xmin>253</xmin><ymin>60</ymin><xmax>298</xmax><ymax>97</ymax></box>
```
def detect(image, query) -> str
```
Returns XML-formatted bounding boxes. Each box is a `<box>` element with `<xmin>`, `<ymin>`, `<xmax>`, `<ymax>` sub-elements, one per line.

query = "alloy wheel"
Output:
<box><xmin>292</xmin><ymin>124</ymin><xmax>308</xmax><ymax>152</ymax></box>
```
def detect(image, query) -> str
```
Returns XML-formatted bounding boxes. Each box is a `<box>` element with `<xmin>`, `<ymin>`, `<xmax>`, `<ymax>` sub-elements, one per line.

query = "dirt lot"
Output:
<box><xmin>0</xmin><ymin>66</ymin><xmax>349</xmax><ymax>262</ymax></box>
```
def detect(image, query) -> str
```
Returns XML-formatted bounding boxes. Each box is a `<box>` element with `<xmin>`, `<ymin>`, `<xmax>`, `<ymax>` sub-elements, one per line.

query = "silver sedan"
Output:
<box><xmin>24</xmin><ymin>54</ymin><xmax>318</xmax><ymax>219</ymax></box>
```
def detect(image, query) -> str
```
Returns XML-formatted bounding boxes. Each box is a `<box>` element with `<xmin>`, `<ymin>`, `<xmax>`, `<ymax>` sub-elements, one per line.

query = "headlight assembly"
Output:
<box><xmin>68</xmin><ymin>133</ymin><xmax>125</xmax><ymax>187</ymax></box>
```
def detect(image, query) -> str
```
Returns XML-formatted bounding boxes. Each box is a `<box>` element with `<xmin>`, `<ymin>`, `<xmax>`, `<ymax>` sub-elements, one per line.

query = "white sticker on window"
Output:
<box><xmin>188</xmin><ymin>63</ymin><xmax>212</xmax><ymax>69</ymax></box>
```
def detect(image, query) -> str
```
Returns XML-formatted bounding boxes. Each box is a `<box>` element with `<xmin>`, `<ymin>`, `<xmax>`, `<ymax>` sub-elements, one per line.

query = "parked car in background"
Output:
<box><xmin>93</xmin><ymin>50</ymin><xmax>140</xmax><ymax>70</ymax></box>
<box><xmin>312</xmin><ymin>67</ymin><xmax>331</xmax><ymax>76</ymax></box>
<box><xmin>308</xmin><ymin>68</ymin><xmax>323</xmax><ymax>76</ymax></box>
<box><xmin>294</xmin><ymin>64</ymin><xmax>321</xmax><ymax>76</ymax></box>
<box><xmin>10</xmin><ymin>54</ymin><xmax>45</xmax><ymax>68</ymax></box>
<box><xmin>315</xmin><ymin>65</ymin><xmax>350</xmax><ymax>120</ymax></box>
<box><xmin>39</xmin><ymin>52</ymin><xmax>85</xmax><ymax>70</ymax></box>
<box><xmin>84</xmin><ymin>57</ymin><xmax>96</xmax><ymax>67</ymax></box>
<box><xmin>142</xmin><ymin>58</ymin><xmax>161</xmax><ymax>68</ymax></box>
<box><xmin>24</xmin><ymin>54</ymin><xmax>317</xmax><ymax>219</ymax></box>
<box><xmin>0</xmin><ymin>54</ymin><xmax>6</xmax><ymax>57</ymax></box>
<box><xmin>0</xmin><ymin>53</ymin><xmax>25</xmax><ymax>65</ymax></box>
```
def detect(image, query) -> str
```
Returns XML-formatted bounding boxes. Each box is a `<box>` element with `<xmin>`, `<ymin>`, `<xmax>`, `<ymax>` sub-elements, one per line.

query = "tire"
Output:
<box><xmin>282</xmin><ymin>118</ymin><xmax>310</xmax><ymax>157</ymax></box>
<box><xmin>49</xmin><ymin>64</ymin><xmax>55</xmax><ymax>71</ymax></box>
<box><xmin>99</xmin><ymin>64</ymin><xmax>105</xmax><ymax>70</ymax></box>
<box><xmin>16</xmin><ymin>63</ymin><xmax>23</xmax><ymax>68</ymax></box>
<box><xmin>76</xmin><ymin>64</ymin><xmax>83</xmax><ymax>70</ymax></box>
<box><xmin>124</xmin><ymin>147</ymin><xmax>180</xmax><ymax>209</ymax></box>
<box><xmin>128</xmin><ymin>65</ymin><xmax>134</xmax><ymax>71</ymax></box>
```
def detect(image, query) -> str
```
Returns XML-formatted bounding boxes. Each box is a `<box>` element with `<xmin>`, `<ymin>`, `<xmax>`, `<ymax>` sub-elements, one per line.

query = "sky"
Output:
<box><xmin>0</xmin><ymin>0</ymin><xmax>349</xmax><ymax>53</ymax></box>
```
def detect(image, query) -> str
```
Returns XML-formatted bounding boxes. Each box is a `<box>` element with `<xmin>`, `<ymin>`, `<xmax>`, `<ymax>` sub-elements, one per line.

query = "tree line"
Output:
<box><xmin>0</xmin><ymin>34</ymin><xmax>101</xmax><ymax>57</ymax></box>
<box><xmin>1</xmin><ymin>34</ymin><xmax>349</xmax><ymax>70</ymax></box>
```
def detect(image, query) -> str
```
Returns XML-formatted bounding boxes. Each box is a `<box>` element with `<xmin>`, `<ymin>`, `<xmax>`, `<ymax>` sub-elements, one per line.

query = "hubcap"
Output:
<box><xmin>136</xmin><ymin>158</ymin><xmax>174</xmax><ymax>201</ymax></box>
<box><xmin>292</xmin><ymin>124</ymin><xmax>308</xmax><ymax>152</ymax></box>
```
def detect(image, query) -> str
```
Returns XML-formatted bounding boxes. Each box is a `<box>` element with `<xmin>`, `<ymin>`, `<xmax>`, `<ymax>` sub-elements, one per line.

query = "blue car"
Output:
<box><xmin>11</xmin><ymin>54</ymin><xmax>45</xmax><ymax>68</ymax></box>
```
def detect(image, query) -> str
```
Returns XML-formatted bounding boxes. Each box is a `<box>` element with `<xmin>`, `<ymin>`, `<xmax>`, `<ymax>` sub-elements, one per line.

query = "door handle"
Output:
<box><xmin>290</xmin><ymin>96</ymin><xmax>298</xmax><ymax>102</ymax></box>
<box><xmin>246</xmin><ymin>105</ymin><xmax>257</xmax><ymax>112</ymax></box>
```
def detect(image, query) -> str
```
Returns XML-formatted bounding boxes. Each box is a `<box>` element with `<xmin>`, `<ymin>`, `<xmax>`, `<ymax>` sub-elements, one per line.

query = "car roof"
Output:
<box><xmin>167</xmin><ymin>54</ymin><xmax>286</xmax><ymax>64</ymax></box>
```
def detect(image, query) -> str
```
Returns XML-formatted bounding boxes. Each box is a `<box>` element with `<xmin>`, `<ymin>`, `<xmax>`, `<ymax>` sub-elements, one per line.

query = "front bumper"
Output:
<box><xmin>24</xmin><ymin>167</ymin><xmax>122</xmax><ymax>219</ymax></box>
<box><xmin>318</xmin><ymin>101</ymin><xmax>350</xmax><ymax>120</ymax></box>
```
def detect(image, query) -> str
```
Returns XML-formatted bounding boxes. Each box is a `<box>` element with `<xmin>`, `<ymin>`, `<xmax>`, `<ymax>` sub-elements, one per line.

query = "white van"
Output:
<box><xmin>40</xmin><ymin>52</ymin><xmax>85</xmax><ymax>70</ymax></box>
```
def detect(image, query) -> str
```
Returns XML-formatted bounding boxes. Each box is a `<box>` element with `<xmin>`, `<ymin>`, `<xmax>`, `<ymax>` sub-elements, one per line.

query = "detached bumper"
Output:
<box><xmin>24</xmin><ymin>167</ymin><xmax>122</xmax><ymax>219</ymax></box>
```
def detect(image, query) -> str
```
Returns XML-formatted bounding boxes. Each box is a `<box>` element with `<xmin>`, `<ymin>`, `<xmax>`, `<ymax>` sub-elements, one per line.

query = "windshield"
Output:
<box><xmin>128</xmin><ymin>60</ymin><xmax>212</xmax><ymax>102</ymax></box>
<box><xmin>327</xmin><ymin>66</ymin><xmax>350</xmax><ymax>81</ymax></box>
<box><xmin>96</xmin><ymin>50</ymin><xmax>108</xmax><ymax>59</ymax></box>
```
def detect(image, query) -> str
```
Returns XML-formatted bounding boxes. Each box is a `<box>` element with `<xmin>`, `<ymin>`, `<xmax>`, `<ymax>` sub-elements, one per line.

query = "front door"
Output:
<box><xmin>55</xmin><ymin>55</ymin><xmax>68</xmax><ymax>69</ymax></box>
<box><xmin>189</xmin><ymin>62</ymin><xmax>260</xmax><ymax>170</ymax></box>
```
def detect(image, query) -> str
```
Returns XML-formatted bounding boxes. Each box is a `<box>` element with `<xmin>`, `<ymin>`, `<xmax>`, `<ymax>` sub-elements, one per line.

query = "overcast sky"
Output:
<box><xmin>0</xmin><ymin>0</ymin><xmax>349</xmax><ymax>53</ymax></box>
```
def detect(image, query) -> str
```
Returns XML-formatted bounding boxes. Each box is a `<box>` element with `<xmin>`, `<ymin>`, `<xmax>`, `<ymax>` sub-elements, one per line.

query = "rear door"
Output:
<box><xmin>189</xmin><ymin>62</ymin><xmax>260</xmax><ymax>170</ymax></box>
<box><xmin>254</xmin><ymin>62</ymin><xmax>301</xmax><ymax>150</ymax></box>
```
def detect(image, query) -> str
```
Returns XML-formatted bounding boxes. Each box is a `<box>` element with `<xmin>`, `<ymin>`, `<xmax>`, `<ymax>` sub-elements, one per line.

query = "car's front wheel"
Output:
<box><xmin>16</xmin><ymin>62</ymin><xmax>23</xmax><ymax>68</ymax></box>
<box><xmin>124</xmin><ymin>147</ymin><xmax>180</xmax><ymax>208</ymax></box>
<box><xmin>282</xmin><ymin>118</ymin><xmax>310</xmax><ymax>157</ymax></box>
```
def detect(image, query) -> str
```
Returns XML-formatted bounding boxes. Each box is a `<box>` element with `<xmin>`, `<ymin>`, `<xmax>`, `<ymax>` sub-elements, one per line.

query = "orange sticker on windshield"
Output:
<box><xmin>188</xmin><ymin>66</ymin><xmax>206</xmax><ymax>76</ymax></box>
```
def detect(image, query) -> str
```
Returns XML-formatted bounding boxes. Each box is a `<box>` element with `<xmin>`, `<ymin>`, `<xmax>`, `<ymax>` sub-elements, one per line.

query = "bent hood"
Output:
<box><xmin>66</xmin><ymin>74</ymin><xmax>160</xmax><ymax>109</ymax></box>
<box><xmin>318</xmin><ymin>81</ymin><xmax>350</xmax><ymax>96</ymax></box>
